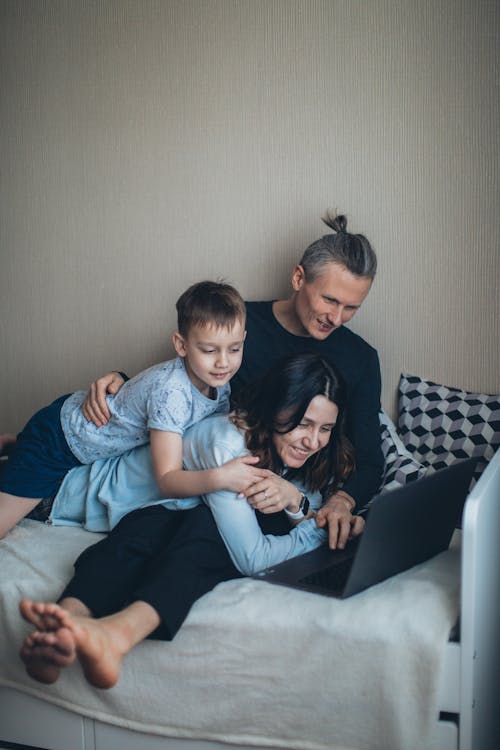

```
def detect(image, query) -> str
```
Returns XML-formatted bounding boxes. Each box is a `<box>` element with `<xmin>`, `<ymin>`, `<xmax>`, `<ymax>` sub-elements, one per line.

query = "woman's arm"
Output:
<box><xmin>202</xmin><ymin>484</ymin><xmax>326</xmax><ymax>575</ymax></box>
<box><xmin>181</xmin><ymin>418</ymin><xmax>327</xmax><ymax>575</ymax></box>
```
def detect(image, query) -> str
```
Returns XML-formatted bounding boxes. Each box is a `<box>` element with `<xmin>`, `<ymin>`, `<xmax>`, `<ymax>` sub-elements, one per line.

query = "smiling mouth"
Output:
<box><xmin>290</xmin><ymin>447</ymin><xmax>310</xmax><ymax>458</ymax></box>
<box><xmin>317</xmin><ymin>319</ymin><xmax>334</xmax><ymax>331</ymax></box>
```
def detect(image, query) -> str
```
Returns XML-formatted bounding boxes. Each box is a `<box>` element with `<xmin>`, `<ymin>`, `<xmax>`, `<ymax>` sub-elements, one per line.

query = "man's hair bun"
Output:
<box><xmin>322</xmin><ymin>211</ymin><xmax>347</xmax><ymax>234</ymax></box>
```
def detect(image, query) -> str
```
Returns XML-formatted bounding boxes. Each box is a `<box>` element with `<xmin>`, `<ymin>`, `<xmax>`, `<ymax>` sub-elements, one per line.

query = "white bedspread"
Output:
<box><xmin>0</xmin><ymin>520</ymin><xmax>460</xmax><ymax>750</ymax></box>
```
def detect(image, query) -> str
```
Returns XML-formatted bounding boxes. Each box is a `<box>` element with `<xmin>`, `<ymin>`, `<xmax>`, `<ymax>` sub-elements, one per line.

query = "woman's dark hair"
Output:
<box><xmin>299</xmin><ymin>211</ymin><xmax>377</xmax><ymax>281</ymax></box>
<box><xmin>231</xmin><ymin>353</ymin><xmax>354</xmax><ymax>493</ymax></box>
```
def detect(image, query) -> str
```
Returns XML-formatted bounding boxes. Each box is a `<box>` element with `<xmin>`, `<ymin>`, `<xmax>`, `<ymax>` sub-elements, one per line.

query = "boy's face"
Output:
<box><xmin>173</xmin><ymin>319</ymin><xmax>246</xmax><ymax>395</ymax></box>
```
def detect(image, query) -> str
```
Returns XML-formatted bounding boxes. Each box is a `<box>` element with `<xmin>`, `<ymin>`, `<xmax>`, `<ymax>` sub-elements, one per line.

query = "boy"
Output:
<box><xmin>0</xmin><ymin>281</ymin><xmax>263</xmax><ymax>537</ymax></box>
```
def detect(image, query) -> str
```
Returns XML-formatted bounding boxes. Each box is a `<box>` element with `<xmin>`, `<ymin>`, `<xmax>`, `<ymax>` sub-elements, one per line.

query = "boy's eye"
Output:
<box><xmin>230</xmin><ymin>346</ymin><xmax>242</xmax><ymax>353</ymax></box>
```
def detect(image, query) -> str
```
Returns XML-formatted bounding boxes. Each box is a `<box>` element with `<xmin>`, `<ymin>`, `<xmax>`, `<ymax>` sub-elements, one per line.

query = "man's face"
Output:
<box><xmin>291</xmin><ymin>262</ymin><xmax>372</xmax><ymax>339</ymax></box>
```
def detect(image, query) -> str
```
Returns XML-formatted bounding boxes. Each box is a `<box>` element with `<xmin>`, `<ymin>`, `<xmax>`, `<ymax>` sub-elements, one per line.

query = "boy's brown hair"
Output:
<box><xmin>176</xmin><ymin>280</ymin><xmax>246</xmax><ymax>337</ymax></box>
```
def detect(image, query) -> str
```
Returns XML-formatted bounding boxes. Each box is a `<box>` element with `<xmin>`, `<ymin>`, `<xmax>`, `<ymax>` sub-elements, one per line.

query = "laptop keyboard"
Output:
<box><xmin>298</xmin><ymin>557</ymin><xmax>354</xmax><ymax>592</ymax></box>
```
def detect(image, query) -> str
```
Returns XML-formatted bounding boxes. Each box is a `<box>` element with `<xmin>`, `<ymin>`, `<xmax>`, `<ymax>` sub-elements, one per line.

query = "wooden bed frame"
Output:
<box><xmin>1</xmin><ymin>449</ymin><xmax>499</xmax><ymax>750</ymax></box>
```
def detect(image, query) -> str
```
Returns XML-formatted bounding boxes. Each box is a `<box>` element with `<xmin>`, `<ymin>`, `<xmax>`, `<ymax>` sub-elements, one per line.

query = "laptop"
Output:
<box><xmin>252</xmin><ymin>457</ymin><xmax>476</xmax><ymax>599</ymax></box>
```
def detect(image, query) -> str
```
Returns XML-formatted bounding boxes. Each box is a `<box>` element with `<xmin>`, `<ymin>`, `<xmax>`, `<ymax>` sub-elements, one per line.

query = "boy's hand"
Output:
<box><xmin>217</xmin><ymin>456</ymin><xmax>267</xmax><ymax>495</ymax></box>
<box><xmin>82</xmin><ymin>372</ymin><xmax>125</xmax><ymax>427</ymax></box>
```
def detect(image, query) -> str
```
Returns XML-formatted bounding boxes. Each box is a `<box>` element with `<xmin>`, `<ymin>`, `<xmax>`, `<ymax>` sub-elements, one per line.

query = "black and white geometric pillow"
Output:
<box><xmin>398</xmin><ymin>373</ymin><xmax>500</xmax><ymax>481</ymax></box>
<box><xmin>378</xmin><ymin>410</ymin><xmax>427</xmax><ymax>494</ymax></box>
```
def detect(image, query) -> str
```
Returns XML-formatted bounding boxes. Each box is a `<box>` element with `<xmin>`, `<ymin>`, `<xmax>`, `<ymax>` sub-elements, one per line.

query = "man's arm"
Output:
<box><xmin>315</xmin><ymin>347</ymin><xmax>381</xmax><ymax>549</ymax></box>
<box><xmin>340</xmin><ymin>347</ymin><xmax>384</xmax><ymax>507</ymax></box>
<box><xmin>82</xmin><ymin>371</ymin><xmax>128</xmax><ymax>426</ymax></box>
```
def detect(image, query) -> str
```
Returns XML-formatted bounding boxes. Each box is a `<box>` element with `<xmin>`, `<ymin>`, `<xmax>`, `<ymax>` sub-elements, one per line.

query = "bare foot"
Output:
<box><xmin>20</xmin><ymin>597</ymin><xmax>90</xmax><ymax>627</ymax></box>
<box><xmin>70</xmin><ymin>614</ymin><xmax>127</xmax><ymax>689</ymax></box>
<box><xmin>20</xmin><ymin>627</ymin><xmax>76</xmax><ymax>684</ymax></box>
<box><xmin>19</xmin><ymin>600</ymin><xmax>80</xmax><ymax>684</ymax></box>
<box><xmin>19</xmin><ymin>600</ymin><xmax>124</xmax><ymax>688</ymax></box>
<box><xmin>20</xmin><ymin>599</ymin><xmax>78</xmax><ymax>632</ymax></box>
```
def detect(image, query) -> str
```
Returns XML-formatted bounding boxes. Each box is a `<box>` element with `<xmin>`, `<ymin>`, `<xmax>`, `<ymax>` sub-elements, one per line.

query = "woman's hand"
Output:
<box><xmin>82</xmin><ymin>372</ymin><xmax>125</xmax><ymax>427</ymax></box>
<box><xmin>244</xmin><ymin>472</ymin><xmax>303</xmax><ymax>514</ymax></box>
<box><xmin>315</xmin><ymin>491</ymin><xmax>365</xmax><ymax>550</ymax></box>
<box><xmin>216</xmin><ymin>456</ymin><xmax>268</xmax><ymax>495</ymax></box>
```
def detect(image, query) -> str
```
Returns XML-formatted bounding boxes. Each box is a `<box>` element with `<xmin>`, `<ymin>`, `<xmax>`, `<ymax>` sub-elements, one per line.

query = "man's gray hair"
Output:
<box><xmin>299</xmin><ymin>212</ymin><xmax>377</xmax><ymax>281</ymax></box>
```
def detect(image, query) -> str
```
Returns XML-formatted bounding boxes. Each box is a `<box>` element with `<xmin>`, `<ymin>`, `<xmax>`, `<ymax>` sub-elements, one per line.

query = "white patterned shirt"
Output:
<box><xmin>60</xmin><ymin>357</ymin><xmax>230</xmax><ymax>464</ymax></box>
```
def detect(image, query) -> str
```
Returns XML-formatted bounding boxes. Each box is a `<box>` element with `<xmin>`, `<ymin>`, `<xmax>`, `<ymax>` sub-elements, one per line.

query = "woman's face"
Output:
<box><xmin>272</xmin><ymin>395</ymin><xmax>339</xmax><ymax>469</ymax></box>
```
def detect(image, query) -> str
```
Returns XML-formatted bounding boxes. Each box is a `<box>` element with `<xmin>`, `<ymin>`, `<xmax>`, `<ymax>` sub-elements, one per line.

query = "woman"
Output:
<box><xmin>19</xmin><ymin>354</ymin><xmax>363</xmax><ymax>689</ymax></box>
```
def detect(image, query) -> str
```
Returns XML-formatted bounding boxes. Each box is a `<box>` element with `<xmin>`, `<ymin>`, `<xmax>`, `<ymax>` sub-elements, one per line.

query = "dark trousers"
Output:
<box><xmin>60</xmin><ymin>503</ymin><xmax>290</xmax><ymax>640</ymax></box>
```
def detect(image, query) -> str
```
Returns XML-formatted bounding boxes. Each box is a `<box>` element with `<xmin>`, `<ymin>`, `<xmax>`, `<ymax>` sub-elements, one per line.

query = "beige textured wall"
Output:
<box><xmin>1</xmin><ymin>0</ymin><xmax>499</xmax><ymax>432</ymax></box>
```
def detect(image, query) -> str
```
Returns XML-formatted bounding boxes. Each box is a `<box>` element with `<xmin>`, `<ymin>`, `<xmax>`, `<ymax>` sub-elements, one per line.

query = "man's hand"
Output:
<box><xmin>315</xmin><ymin>491</ymin><xmax>365</xmax><ymax>549</ymax></box>
<box><xmin>82</xmin><ymin>372</ymin><xmax>125</xmax><ymax>427</ymax></box>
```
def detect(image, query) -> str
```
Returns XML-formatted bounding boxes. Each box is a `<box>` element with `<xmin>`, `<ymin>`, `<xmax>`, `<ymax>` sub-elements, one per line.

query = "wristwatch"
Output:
<box><xmin>285</xmin><ymin>493</ymin><xmax>310</xmax><ymax>519</ymax></box>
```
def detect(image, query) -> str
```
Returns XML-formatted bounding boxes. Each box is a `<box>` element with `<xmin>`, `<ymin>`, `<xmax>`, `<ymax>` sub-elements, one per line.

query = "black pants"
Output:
<box><xmin>60</xmin><ymin>504</ymin><xmax>290</xmax><ymax>640</ymax></box>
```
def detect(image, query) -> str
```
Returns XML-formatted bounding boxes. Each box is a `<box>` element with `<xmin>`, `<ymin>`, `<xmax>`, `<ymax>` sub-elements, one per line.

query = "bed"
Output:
<box><xmin>0</xmin><ymin>445</ymin><xmax>498</xmax><ymax>750</ymax></box>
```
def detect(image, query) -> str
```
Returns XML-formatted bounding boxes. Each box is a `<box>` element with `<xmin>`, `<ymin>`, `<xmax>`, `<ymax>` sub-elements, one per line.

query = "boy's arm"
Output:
<box><xmin>150</xmin><ymin>429</ymin><xmax>264</xmax><ymax>498</ymax></box>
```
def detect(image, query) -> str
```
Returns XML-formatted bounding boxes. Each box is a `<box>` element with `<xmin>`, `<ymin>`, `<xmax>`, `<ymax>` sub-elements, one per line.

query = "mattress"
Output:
<box><xmin>0</xmin><ymin>519</ymin><xmax>461</xmax><ymax>750</ymax></box>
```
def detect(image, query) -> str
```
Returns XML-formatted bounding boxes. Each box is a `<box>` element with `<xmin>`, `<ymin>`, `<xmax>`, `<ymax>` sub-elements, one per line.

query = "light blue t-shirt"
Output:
<box><xmin>51</xmin><ymin>413</ymin><xmax>327</xmax><ymax>575</ymax></box>
<box><xmin>60</xmin><ymin>357</ymin><xmax>230</xmax><ymax>464</ymax></box>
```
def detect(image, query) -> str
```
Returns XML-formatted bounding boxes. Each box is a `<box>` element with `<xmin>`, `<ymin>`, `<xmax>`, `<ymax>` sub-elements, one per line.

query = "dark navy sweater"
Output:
<box><xmin>231</xmin><ymin>301</ymin><xmax>383</xmax><ymax>509</ymax></box>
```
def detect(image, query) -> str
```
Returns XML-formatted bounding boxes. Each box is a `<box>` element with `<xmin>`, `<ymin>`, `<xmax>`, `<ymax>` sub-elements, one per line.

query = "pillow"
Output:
<box><xmin>398</xmin><ymin>374</ymin><xmax>500</xmax><ymax>482</ymax></box>
<box><xmin>378</xmin><ymin>410</ymin><xmax>427</xmax><ymax>494</ymax></box>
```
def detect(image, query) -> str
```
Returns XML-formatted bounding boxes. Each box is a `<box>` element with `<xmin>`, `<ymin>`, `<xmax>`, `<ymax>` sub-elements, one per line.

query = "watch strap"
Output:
<box><xmin>285</xmin><ymin>493</ymin><xmax>310</xmax><ymax>519</ymax></box>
